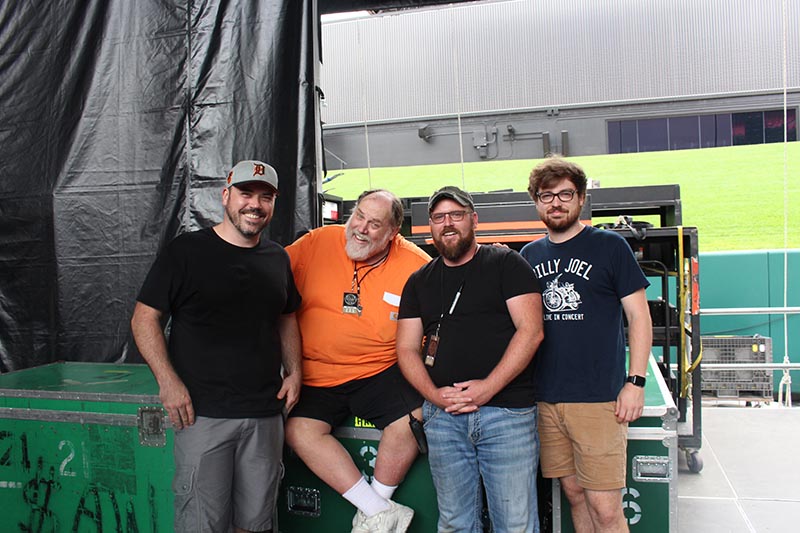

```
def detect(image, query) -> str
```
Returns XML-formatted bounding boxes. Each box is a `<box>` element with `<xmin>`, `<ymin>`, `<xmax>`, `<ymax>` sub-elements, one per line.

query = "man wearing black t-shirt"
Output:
<box><xmin>131</xmin><ymin>160</ymin><xmax>302</xmax><ymax>533</ymax></box>
<box><xmin>397</xmin><ymin>186</ymin><xmax>544</xmax><ymax>533</ymax></box>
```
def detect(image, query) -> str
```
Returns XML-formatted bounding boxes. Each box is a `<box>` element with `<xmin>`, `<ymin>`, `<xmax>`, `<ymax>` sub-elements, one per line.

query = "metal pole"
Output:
<box><xmin>687</xmin><ymin>363</ymin><xmax>800</xmax><ymax>371</ymax></box>
<box><xmin>700</xmin><ymin>307</ymin><xmax>800</xmax><ymax>315</ymax></box>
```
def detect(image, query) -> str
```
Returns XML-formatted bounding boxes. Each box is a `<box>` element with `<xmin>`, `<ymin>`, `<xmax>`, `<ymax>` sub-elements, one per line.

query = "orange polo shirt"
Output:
<box><xmin>286</xmin><ymin>225</ymin><xmax>430</xmax><ymax>387</ymax></box>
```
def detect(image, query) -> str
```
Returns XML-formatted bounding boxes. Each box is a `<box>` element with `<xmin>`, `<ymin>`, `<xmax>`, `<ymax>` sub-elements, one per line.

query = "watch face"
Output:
<box><xmin>627</xmin><ymin>375</ymin><xmax>646</xmax><ymax>387</ymax></box>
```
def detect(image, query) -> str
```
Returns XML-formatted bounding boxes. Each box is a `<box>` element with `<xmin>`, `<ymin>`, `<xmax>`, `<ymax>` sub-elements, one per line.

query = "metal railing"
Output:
<box><xmin>699</xmin><ymin>307</ymin><xmax>800</xmax><ymax>316</ymax></box>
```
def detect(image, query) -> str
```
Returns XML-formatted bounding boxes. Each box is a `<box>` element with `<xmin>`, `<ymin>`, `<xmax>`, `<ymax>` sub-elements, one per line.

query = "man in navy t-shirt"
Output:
<box><xmin>520</xmin><ymin>158</ymin><xmax>652</xmax><ymax>533</ymax></box>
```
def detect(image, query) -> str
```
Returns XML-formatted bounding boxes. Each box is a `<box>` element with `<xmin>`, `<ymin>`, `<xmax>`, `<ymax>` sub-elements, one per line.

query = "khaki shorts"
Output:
<box><xmin>538</xmin><ymin>401</ymin><xmax>628</xmax><ymax>491</ymax></box>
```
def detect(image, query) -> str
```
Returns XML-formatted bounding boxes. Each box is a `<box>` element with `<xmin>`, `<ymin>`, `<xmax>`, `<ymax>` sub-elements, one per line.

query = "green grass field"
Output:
<box><xmin>323</xmin><ymin>143</ymin><xmax>800</xmax><ymax>252</ymax></box>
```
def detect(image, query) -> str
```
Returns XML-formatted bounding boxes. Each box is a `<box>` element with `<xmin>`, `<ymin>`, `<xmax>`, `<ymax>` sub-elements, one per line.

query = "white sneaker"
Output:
<box><xmin>352</xmin><ymin>509</ymin><xmax>368</xmax><ymax>532</ymax></box>
<box><xmin>350</xmin><ymin>501</ymin><xmax>414</xmax><ymax>533</ymax></box>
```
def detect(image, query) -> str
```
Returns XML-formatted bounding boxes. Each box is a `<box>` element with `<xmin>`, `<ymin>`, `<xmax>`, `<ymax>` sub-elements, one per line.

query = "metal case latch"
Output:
<box><xmin>138</xmin><ymin>406</ymin><xmax>167</xmax><ymax>447</ymax></box>
<box><xmin>286</xmin><ymin>486</ymin><xmax>321</xmax><ymax>517</ymax></box>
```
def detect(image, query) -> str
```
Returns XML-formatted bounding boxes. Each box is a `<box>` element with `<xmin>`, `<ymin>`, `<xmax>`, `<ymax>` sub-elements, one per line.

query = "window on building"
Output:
<box><xmin>715</xmin><ymin>114</ymin><xmax>732</xmax><ymax>147</ymax></box>
<box><xmin>764</xmin><ymin>109</ymin><xmax>797</xmax><ymax>143</ymax></box>
<box><xmin>669</xmin><ymin>116</ymin><xmax>700</xmax><ymax>150</ymax></box>
<box><xmin>607</xmin><ymin>121</ymin><xmax>621</xmax><ymax>154</ymax></box>
<box><xmin>620</xmin><ymin>120</ymin><xmax>638</xmax><ymax>153</ymax></box>
<box><xmin>608</xmin><ymin>108</ymin><xmax>796</xmax><ymax>154</ymax></box>
<box><xmin>699</xmin><ymin>115</ymin><xmax>716</xmax><ymax>148</ymax></box>
<box><xmin>639</xmin><ymin>118</ymin><xmax>668</xmax><ymax>152</ymax></box>
<box><xmin>733</xmin><ymin>112</ymin><xmax>764</xmax><ymax>145</ymax></box>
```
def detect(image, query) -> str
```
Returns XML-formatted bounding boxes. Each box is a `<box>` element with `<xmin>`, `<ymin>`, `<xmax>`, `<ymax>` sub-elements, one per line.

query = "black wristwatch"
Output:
<box><xmin>626</xmin><ymin>375</ymin><xmax>646</xmax><ymax>388</ymax></box>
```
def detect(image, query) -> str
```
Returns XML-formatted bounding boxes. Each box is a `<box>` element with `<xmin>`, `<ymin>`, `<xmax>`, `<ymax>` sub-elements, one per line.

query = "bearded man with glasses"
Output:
<box><xmin>397</xmin><ymin>186</ymin><xmax>545</xmax><ymax>533</ymax></box>
<box><xmin>520</xmin><ymin>158</ymin><xmax>653</xmax><ymax>533</ymax></box>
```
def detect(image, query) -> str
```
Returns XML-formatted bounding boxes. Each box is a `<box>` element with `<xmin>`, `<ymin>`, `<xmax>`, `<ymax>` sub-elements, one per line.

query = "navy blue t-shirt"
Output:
<box><xmin>520</xmin><ymin>226</ymin><xmax>649</xmax><ymax>402</ymax></box>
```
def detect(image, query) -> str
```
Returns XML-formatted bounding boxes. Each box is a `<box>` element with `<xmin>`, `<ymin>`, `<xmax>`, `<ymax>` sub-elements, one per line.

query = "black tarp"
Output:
<box><xmin>0</xmin><ymin>0</ymin><xmax>318</xmax><ymax>371</ymax></box>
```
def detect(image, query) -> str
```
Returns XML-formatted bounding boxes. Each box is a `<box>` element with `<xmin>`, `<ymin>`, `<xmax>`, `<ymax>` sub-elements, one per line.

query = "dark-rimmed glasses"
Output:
<box><xmin>430</xmin><ymin>210</ymin><xmax>470</xmax><ymax>224</ymax></box>
<box><xmin>535</xmin><ymin>189</ymin><xmax>577</xmax><ymax>203</ymax></box>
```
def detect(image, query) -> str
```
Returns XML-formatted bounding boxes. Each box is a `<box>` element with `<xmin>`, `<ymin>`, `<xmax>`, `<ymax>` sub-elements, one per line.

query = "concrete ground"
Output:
<box><xmin>677</xmin><ymin>401</ymin><xmax>800</xmax><ymax>532</ymax></box>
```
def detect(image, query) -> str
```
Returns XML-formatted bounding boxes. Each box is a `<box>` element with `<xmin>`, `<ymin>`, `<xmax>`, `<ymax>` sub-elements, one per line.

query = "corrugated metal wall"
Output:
<box><xmin>320</xmin><ymin>0</ymin><xmax>800</xmax><ymax>125</ymax></box>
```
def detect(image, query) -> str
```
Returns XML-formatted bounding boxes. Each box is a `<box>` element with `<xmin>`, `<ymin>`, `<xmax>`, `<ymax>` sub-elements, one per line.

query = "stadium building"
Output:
<box><xmin>319</xmin><ymin>0</ymin><xmax>800</xmax><ymax>169</ymax></box>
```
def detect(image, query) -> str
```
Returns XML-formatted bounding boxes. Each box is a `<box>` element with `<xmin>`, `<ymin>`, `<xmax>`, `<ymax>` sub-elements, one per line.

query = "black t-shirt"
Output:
<box><xmin>137</xmin><ymin>228</ymin><xmax>301</xmax><ymax>418</ymax></box>
<box><xmin>398</xmin><ymin>245</ymin><xmax>541</xmax><ymax>407</ymax></box>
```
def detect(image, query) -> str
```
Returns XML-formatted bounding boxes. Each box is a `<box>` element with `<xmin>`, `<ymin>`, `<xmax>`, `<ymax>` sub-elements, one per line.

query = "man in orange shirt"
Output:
<box><xmin>285</xmin><ymin>189</ymin><xmax>430</xmax><ymax>533</ymax></box>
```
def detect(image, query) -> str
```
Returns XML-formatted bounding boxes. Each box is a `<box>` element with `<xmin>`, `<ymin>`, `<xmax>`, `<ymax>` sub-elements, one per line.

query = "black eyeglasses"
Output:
<box><xmin>535</xmin><ymin>189</ymin><xmax>578</xmax><ymax>203</ymax></box>
<box><xmin>430</xmin><ymin>210</ymin><xmax>471</xmax><ymax>224</ymax></box>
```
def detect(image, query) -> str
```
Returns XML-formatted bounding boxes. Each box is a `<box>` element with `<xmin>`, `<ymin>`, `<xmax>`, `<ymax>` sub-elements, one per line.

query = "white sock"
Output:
<box><xmin>371</xmin><ymin>478</ymin><xmax>398</xmax><ymax>500</ymax></box>
<box><xmin>343</xmin><ymin>477</ymin><xmax>391</xmax><ymax>517</ymax></box>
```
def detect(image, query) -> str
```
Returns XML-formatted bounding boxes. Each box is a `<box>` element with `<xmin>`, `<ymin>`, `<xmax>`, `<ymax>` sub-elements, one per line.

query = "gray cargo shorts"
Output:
<box><xmin>172</xmin><ymin>415</ymin><xmax>283</xmax><ymax>533</ymax></box>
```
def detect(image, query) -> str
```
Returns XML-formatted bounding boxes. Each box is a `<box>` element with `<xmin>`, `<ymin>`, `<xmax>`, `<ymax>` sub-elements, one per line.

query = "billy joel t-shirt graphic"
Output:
<box><xmin>531</xmin><ymin>257</ymin><xmax>593</xmax><ymax>321</ymax></box>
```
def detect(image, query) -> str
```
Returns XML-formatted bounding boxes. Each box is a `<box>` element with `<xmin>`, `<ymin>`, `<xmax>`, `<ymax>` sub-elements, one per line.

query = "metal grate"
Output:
<box><xmin>700</xmin><ymin>336</ymin><xmax>773</xmax><ymax>399</ymax></box>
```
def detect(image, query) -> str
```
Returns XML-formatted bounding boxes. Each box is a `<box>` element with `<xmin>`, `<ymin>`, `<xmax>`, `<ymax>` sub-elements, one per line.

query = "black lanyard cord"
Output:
<box><xmin>433</xmin><ymin>245</ymin><xmax>479</xmax><ymax>336</ymax></box>
<box><xmin>351</xmin><ymin>247</ymin><xmax>390</xmax><ymax>295</ymax></box>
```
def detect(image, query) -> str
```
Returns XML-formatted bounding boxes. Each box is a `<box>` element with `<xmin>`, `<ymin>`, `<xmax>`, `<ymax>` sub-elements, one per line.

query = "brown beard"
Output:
<box><xmin>433</xmin><ymin>227</ymin><xmax>476</xmax><ymax>262</ymax></box>
<box><xmin>542</xmin><ymin>206</ymin><xmax>580</xmax><ymax>232</ymax></box>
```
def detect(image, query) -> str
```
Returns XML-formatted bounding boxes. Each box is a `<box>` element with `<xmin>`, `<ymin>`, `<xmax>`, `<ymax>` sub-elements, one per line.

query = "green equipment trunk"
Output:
<box><xmin>552</xmin><ymin>355</ymin><xmax>678</xmax><ymax>532</ymax></box>
<box><xmin>278</xmin><ymin>416</ymin><xmax>439</xmax><ymax>532</ymax></box>
<box><xmin>0</xmin><ymin>362</ymin><xmax>174</xmax><ymax>533</ymax></box>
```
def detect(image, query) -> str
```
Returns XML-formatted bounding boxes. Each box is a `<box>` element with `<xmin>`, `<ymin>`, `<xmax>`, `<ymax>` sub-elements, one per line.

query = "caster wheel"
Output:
<box><xmin>686</xmin><ymin>451</ymin><xmax>704</xmax><ymax>473</ymax></box>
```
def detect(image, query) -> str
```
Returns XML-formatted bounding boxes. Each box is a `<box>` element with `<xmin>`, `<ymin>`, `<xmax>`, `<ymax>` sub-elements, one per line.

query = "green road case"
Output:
<box><xmin>278</xmin><ymin>417</ymin><xmax>438</xmax><ymax>532</ymax></box>
<box><xmin>0</xmin><ymin>362</ymin><xmax>173</xmax><ymax>533</ymax></box>
<box><xmin>552</xmin><ymin>355</ymin><xmax>678</xmax><ymax>532</ymax></box>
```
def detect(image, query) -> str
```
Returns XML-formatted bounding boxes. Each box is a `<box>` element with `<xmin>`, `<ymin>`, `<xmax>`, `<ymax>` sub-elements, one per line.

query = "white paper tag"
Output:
<box><xmin>383</xmin><ymin>291</ymin><xmax>401</xmax><ymax>307</ymax></box>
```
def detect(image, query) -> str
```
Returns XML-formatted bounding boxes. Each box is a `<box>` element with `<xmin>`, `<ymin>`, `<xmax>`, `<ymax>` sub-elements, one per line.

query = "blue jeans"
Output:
<box><xmin>423</xmin><ymin>401</ymin><xmax>540</xmax><ymax>533</ymax></box>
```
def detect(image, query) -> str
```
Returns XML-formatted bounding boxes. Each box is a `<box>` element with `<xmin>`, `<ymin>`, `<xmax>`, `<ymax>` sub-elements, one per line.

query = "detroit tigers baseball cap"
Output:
<box><xmin>226</xmin><ymin>160</ymin><xmax>279</xmax><ymax>191</ymax></box>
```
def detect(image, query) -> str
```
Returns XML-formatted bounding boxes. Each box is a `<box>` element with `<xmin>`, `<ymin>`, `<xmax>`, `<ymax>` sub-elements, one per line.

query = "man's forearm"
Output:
<box><xmin>396</xmin><ymin>318</ymin><xmax>440</xmax><ymax>402</ymax></box>
<box><xmin>279</xmin><ymin>312</ymin><xmax>302</xmax><ymax>379</ymax></box>
<box><xmin>130</xmin><ymin>302</ymin><xmax>179</xmax><ymax>385</ymax></box>
<box><xmin>627</xmin><ymin>314</ymin><xmax>652</xmax><ymax>376</ymax></box>
<box><xmin>621</xmin><ymin>288</ymin><xmax>652</xmax><ymax>376</ymax></box>
<box><xmin>397</xmin><ymin>346</ymin><xmax>440</xmax><ymax>402</ymax></box>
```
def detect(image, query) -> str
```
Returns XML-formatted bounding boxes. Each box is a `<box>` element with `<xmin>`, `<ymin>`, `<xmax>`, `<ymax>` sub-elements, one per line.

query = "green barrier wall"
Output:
<box><xmin>699</xmin><ymin>249</ymin><xmax>800</xmax><ymax>394</ymax></box>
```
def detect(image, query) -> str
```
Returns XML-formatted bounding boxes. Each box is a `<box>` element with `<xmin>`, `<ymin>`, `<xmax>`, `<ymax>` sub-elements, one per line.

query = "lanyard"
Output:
<box><xmin>424</xmin><ymin>247</ymin><xmax>479</xmax><ymax>367</ymax></box>
<box><xmin>351</xmin><ymin>248</ymin><xmax>390</xmax><ymax>299</ymax></box>
<box><xmin>433</xmin><ymin>246</ymin><xmax>479</xmax><ymax>336</ymax></box>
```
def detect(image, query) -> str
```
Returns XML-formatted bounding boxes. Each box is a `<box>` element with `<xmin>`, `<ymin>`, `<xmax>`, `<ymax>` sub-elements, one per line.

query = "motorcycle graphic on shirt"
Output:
<box><xmin>542</xmin><ymin>274</ymin><xmax>582</xmax><ymax>312</ymax></box>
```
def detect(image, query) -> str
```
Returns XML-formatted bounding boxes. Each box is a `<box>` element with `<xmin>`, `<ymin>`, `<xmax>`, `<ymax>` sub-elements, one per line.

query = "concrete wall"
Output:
<box><xmin>323</xmin><ymin>92</ymin><xmax>800</xmax><ymax>168</ymax></box>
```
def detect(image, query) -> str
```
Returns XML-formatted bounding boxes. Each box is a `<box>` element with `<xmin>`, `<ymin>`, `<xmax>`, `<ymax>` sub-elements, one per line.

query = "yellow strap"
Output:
<box><xmin>677</xmin><ymin>227</ymin><xmax>691</xmax><ymax>398</ymax></box>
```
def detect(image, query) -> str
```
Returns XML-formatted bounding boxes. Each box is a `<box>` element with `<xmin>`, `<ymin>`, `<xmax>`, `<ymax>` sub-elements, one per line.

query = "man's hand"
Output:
<box><xmin>432</xmin><ymin>379</ymin><xmax>495</xmax><ymax>415</ymax></box>
<box><xmin>159</xmin><ymin>377</ymin><xmax>195</xmax><ymax>430</ymax></box>
<box><xmin>442</xmin><ymin>379</ymin><xmax>495</xmax><ymax>414</ymax></box>
<box><xmin>429</xmin><ymin>385</ymin><xmax>474</xmax><ymax>414</ymax></box>
<box><xmin>277</xmin><ymin>372</ymin><xmax>302</xmax><ymax>413</ymax></box>
<box><xmin>615</xmin><ymin>382</ymin><xmax>644</xmax><ymax>423</ymax></box>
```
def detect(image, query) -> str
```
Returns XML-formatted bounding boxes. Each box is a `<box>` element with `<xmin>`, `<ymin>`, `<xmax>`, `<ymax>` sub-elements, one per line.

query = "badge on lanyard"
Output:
<box><xmin>342</xmin><ymin>292</ymin><xmax>362</xmax><ymax>316</ymax></box>
<box><xmin>425</xmin><ymin>333</ymin><xmax>439</xmax><ymax>366</ymax></box>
